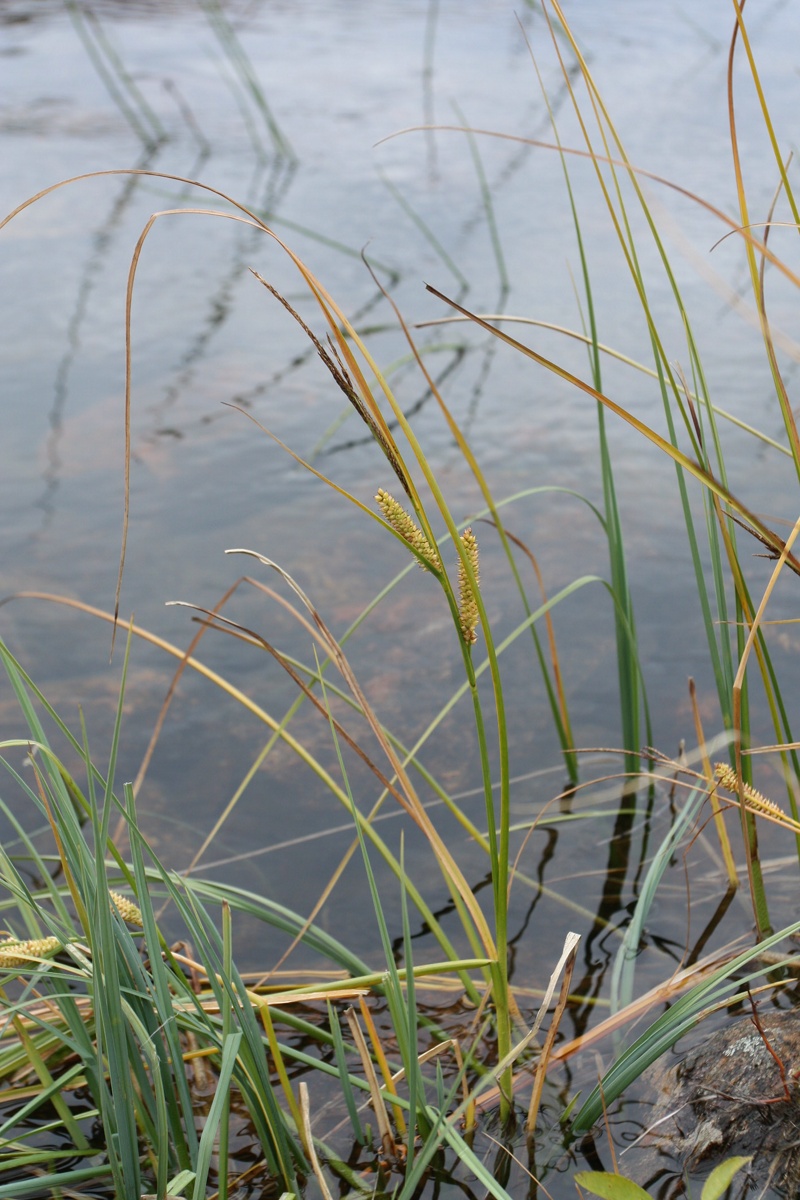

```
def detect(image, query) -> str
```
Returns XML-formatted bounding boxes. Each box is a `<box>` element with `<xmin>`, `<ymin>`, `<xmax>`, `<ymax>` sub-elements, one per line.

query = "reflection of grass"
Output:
<box><xmin>200</xmin><ymin>0</ymin><xmax>296</xmax><ymax>163</ymax></box>
<box><xmin>65</xmin><ymin>0</ymin><xmax>166</xmax><ymax>150</ymax></box>
<box><xmin>4</xmin><ymin>3</ymin><xmax>800</xmax><ymax>1197</ymax></box>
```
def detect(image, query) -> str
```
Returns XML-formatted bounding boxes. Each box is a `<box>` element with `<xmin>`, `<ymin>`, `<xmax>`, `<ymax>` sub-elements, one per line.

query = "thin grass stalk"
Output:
<box><xmin>711</xmin><ymin>493</ymin><xmax>800</xmax><ymax>807</ymax></box>
<box><xmin>594</xmin><ymin>366</ymin><xmax>640</xmax><ymax>776</ymax></box>
<box><xmin>358</xmin><ymin>996</ymin><xmax>406</xmax><ymax>1137</ymax></box>
<box><xmin>610</xmin><ymin>786</ymin><xmax>706</xmax><ymax>1018</ymax></box>
<box><xmin>525</xmin><ymin>935</ymin><xmax>578</xmax><ymax>1133</ymax></box>
<box><xmin>400</xmin><ymin>840</ymin><xmax>420</xmax><ymax>1173</ymax></box>
<box><xmin>217</xmin><ymin>901</ymin><xmax>234</xmax><ymax>1200</ymax></box>
<box><xmin>298</xmin><ymin>1082</ymin><xmax>336</xmax><ymax>1200</ymax></box>
<box><xmin>727</xmin><ymin>0</ymin><xmax>800</xmax><ymax>477</ymax></box>
<box><xmin>192</xmin><ymin>1032</ymin><xmax>243</xmax><ymax>1200</ymax></box>
<box><xmin>86</xmin><ymin>636</ymin><xmax>141</xmax><ymax>1196</ymax></box>
<box><xmin>125</xmin><ymin>784</ymin><xmax>198</xmax><ymax>1172</ymax></box>
<box><xmin>370</xmin><ymin>280</ymin><xmax>580</xmax><ymax>787</ymax></box>
<box><xmin>257</xmin><ymin>996</ymin><xmax>304</xmax><ymax>1136</ymax></box>
<box><xmin>346</xmin><ymin>1008</ymin><xmax>396</xmax><ymax>1157</ymax></box>
<box><xmin>712</xmin><ymin>500</ymin><xmax>777</xmax><ymax>933</ymax></box>
<box><xmin>543</xmin><ymin>0</ymin><xmax>756</xmax><ymax>754</ymax></box>
<box><xmin>451</xmin><ymin>100</ymin><xmax>508</xmax><ymax>291</ymax></box>
<box><xmin>327</xmin><ymin>1000</ymin><xmax>365</xmax><ymax>1144</ymax></box>
<box><xmin>530</xmin><ymin>30</ymin><xmax>642</xmax><ymax>774</ymax></box>
<box><xmin>746</xmin><ymin>187</ymin><xmax>800</xmax><ymax>826</ymax></box>
<box><xmin>319</xmin><ymin>662</ymin><xmax>427</xmax><ymax>1147</ymax></box>
<box><xmin>481</xmin><ymin>524</ymin><xmax>576</xmax><ymax>771</ymax></box>
<box><xmin>731</xmin><ymin>2</ymin><xmax>800</xmax><ymax>229</ymax></box>
<box><xmin>688</xmin><ymin>679</ymin><xmax>737</xmax><ymax>884</ymax></box>
<box><xmin>732</xmin><ymin>513</ymin><xmax>800</xmax><ymax>933</ymax></box>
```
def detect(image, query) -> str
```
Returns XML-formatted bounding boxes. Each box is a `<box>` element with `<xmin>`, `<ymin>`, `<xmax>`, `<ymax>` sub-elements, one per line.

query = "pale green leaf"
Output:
<box><xmin>574</xmin><ymin>1171</ymin><xmax>654</xmax><ymax>1200</ymax></box>
<box><xmin>701</xmin><ymin>1156</ymin><xmax>752</xmax><ymax>1200</ymax></box>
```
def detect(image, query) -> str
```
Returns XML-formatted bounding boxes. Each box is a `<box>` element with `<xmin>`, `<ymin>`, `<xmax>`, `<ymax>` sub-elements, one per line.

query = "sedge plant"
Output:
<box><xmin>8</xmin><ymin>2</ymin><xmax>800</xmax><ymax>1189</ymax></box>
<box><xmin>410</xmin><ymin>0</ymin><xmax>800</xmax><ymax>1133</ymax></box>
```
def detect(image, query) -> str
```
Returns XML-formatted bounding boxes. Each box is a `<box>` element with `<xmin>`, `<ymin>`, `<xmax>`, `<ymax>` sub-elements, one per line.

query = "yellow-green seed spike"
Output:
<box><xmin>109</xmin><ymin>889</ymin><xmax>143</xmax><ymax>927</ymax></box>
<box><xmin>458</xmin><ymin>527</ymin><xmax>480</xmax><ymax>645</ymax></box>
<box><xmin>0</xmin><ymin>936</ymin><xmax>60</xmax><ymax>970</ymax></box>
<box><xmin>714</xmin><ymin>763</ymin><xmax>786</xmax><ymax>821</ymax></box>
<box><xmin>375</xmin><ymin>488</ymin><xmax>441</xmax><ymax>571</ymax></box>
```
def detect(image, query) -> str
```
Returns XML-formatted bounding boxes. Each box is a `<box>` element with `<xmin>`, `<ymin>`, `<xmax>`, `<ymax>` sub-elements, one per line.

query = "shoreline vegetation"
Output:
<box><xmin>2</xmin><ymin>3</ymin><xmax>800</xmax><ymax>1197</ymax></box>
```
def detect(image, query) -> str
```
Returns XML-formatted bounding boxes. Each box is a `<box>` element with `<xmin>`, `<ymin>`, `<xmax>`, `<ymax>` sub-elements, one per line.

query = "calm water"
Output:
<box><xmin>2</xmin><ymin>1</ymin><xmax>800</xmax><ymax>1194</ymax></box>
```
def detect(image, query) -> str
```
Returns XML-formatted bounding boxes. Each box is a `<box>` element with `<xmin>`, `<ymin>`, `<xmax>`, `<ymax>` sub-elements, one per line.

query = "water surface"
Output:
<box><xmin>2</xmin><ymin>2</ymin><xmax>800</xmax><ymax>1194</ymax></box>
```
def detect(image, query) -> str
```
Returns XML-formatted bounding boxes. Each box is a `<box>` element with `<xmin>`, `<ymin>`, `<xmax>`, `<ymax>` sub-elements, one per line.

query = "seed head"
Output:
<box><xmin>714</xmin><ymin>763</ymin><xmax>786</xmax><ymax>821</ymax></box>
<box><xmin>375</xmin><ymin>489</ymin><xmax>441</xmax><ymax>572</ymax></box>
<box><xmin>458</xmin><ymin>527</ymin><xmax>480</xmax><ymax>645</ymax></box>
<box><xmin>110</xmin><ymin>889</ymin><xmax>143</xmax><ymax>927</ymax></box>
<box><xmin>0</xmin><ymin>935</ymin><xmax>60</xmax><ymax>970</ymax></box>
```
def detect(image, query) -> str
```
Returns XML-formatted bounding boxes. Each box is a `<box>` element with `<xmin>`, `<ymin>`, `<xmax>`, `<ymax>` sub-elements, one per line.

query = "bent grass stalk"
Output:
<box><xmin>528</xmin><ymin>20</ymin><xmax>645</xmax><ymax>777</ymax></box>
<box><xmin>0</xmin><ymin>160</ymin><xmax>610</xmax><ymax>1113</ymax></box>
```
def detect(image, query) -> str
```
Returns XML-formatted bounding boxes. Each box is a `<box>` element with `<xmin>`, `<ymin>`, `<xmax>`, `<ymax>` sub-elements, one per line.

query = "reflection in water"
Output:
<box><xmin>66</xmin><ymin>0</ymin><xmax>168</xmax><ymax>149</ymax></box>
<box><xmin>568</xmin><ymin>796</ymin><xmax>637</xmax><ymax>1046</ymax></box>
<box><xmin>144</xmin><ymin>156</ymin><xmax>298</xmax><ymax>434</ymax></box>
<box><xmin>39</xmin><ymin>147</ymin><xmax>162</xmax><ymax>528</ymax></box>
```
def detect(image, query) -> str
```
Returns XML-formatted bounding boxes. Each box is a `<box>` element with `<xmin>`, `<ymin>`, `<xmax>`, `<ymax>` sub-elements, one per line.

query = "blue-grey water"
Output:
<box><xmin>2</xmin><ymin>2</ymin><xmax>800</xmax><ymax>1193</ymax></box>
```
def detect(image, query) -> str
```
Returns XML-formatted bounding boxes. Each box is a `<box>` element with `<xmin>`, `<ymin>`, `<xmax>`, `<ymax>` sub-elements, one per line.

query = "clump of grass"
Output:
<box><xmin>443</xmin><ymin>0</ymin><xmax>800</xmax><ymax>1144</ymax></box>
<box><xmin>0</xmin><ymin>626</ymin><xmax>587</xmax><ymax>1198</ymax></box>
<box><xmin>6</xmin><ymin>1</ymin><xmax>800</xmax><ymax>1194</ymax></box>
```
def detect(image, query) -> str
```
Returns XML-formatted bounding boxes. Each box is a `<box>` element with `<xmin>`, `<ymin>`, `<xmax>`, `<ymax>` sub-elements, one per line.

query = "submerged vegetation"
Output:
<box><xmin>3</xmin><ymin>2</ymin><xmax>800</xmax><ymax>1197</ymax></box>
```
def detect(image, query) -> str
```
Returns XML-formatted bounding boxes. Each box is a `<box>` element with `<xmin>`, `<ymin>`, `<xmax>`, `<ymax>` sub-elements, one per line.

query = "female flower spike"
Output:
<box><xmin>0</xmin><ymin>935</ymin><xmax>60</xmax><ymax>970</ymax></box>
<box><xmin>458</xmin><ymin>527</ymin><xmax>480</xmax><ymax>645</ymax></box>
<box><xmin>375</xmin><ymin>488</ymin><xmax>441</xmax><ymax>572</ymax></box>
<box><xmin>109</xmin><ymin>889</ymin><xmax>143</xmax><ymax>927</ymax></box>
